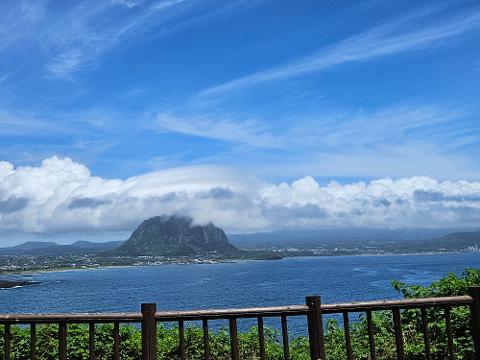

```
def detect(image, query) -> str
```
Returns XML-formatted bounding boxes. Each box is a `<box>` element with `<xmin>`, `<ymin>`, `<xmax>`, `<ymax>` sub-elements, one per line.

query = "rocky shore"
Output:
<box><xmin>0</xmin><ymin>279</ymin><xmax>40</xmax><ymax>289</ymax></box>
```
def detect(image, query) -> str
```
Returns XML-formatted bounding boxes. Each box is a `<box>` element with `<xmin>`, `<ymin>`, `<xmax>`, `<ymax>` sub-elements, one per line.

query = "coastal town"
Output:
<box><xmin>0</xmin><ymin>254</ymin><xmax>229</xmax><ymax>274</ymax></box>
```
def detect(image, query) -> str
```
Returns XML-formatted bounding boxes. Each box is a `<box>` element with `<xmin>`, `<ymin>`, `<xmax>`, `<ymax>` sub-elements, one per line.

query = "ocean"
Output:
<box><xmin>2</xmin><ymin>252</ymin><xmax>479</xmax><ymax>312</ymax></box>
<box><xmin>1</xmin><ymin>253</ymin><xmax>479</xmax><ymax>334</ymax></box>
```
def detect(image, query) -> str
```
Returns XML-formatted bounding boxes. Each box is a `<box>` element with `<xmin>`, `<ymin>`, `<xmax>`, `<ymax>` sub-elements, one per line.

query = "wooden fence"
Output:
<box><xmin>1</xmin><ymin>286</ymin><xmax>479</xmax><ymax>360</ymax></box>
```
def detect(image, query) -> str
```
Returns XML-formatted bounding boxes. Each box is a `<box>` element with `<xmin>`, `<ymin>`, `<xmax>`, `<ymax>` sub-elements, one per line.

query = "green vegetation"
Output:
<box><xmin>324</xmin><ymin>268</ymin><xmax>479</xmax><ymax>360</ymax></box>
<box><xmin>1</xmin><ymin>269</ymin><xmax>479</xmax><ymax>359</ymax></box>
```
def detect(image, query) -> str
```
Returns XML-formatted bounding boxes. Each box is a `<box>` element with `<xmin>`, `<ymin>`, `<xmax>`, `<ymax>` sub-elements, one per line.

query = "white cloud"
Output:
<box><xmin>154</xmin><ymin>112</ymin><xmax>281</xmax><ymax>147</ymax></box>
<box><xmin>170</xmin><ymin>104</ymin><xmax>480</xmax><ymax>180</ymax></box>
<box><xmin>0</xmin><ymin>0</ymin><xmax>197</xmax><ymax>77</ymax></box>
<box><xmin>44</xmin><ymin>1</ymin><xmax>189</xmax><ymax>77</ymax></box>
<box><xmin>0</xmin><ymin>1</ymin><xmax>45</xmax><ymax>53</ymax></box>
<box><xmin>199</xmin><ymin>7</ymin><xmax>480</xmax><ymax>97</ymax></box>
<box><xmin>111</xmin><ymin>0</ymin><xmax>144</xmax><ymax>8</ymax></box>
<box><xmin>296</xmin><ymin>105</ymin><xmax>470</xmax><ymax>150</ymax></box>
<box><xmin>151</xmin><ymin>0</ymin><xmax>186</xmax><ymax>10</ymax></box>
<box><xmin>0</xmin><ymin>0</ymin><xmax>265</xmax><ymax>78</ymax></box>
<box><xmin>1</xmin><ymin>157</ymin><xmax>480</xmax><ymax>241</ymax></box>
<box><xmin>0</xmin><ymin>110</ymin><xmax>64</xmax><ymax>136</ymax></box>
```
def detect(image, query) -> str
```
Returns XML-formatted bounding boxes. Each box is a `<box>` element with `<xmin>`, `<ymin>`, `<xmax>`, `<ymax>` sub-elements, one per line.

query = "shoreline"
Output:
<box><xmin>1</xmin><ymin>250</ymin><xmax>478</xmax><ymax>277</ymax></box>
<box><xmin>0</xmin><ymin>264</ymin><xmax>135</xmax><ymax>276</ymax></box>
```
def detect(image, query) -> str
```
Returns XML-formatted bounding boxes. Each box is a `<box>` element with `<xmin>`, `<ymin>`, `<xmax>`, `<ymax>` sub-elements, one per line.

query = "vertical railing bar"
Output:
<box><xmin>366</xmin><ymin>311</ymin><xmax>376</xmax><ymax>360</ymax></box>
<box><xmin>257</xmin><ymin>316</ymin><xmax>266</xmax><ymax>360</ymax></box>
<box><xmin>59</xmin><ymin>322</ymin><xmax>67</xmax><ymax>360</ymax></box>
<box><xmin>445</xmin><ymin>306</ymin><xmax>456</xmax><ymax>360</ymax></box>
<box><xmin>4</xmin><ymin>323</ymin><xmax>11</xmax><ymax>360</ymax></box>
<box><xmin>306</xmin><ymin>295</ymin><xmax>326</xmax><ymax>360</ymax></box>
<box><xmin>179</xmin><ymin>319</ymin><xmax>186</xmax><ymax>360</ymax></box>
<box><xmin>420</xmin><ymin>308</ymin><xmax>432</xmax><ymax>360</ymax></box>
<box><xmin>202</xmin><ymin>319</ymin><xmax>210</xmax><ymax>360</ymax></box>
<box><xmin>141</xmin><ymin>303</ymin><xmax>157</xmax><ymax>360</ymax></box>
<box><xmin>114</xmin><ymin>321</ymin><xmax>120</xmax><ymax>360</ymax></box>
<box><xmin>281</xmin><ymin>315</ymin><xmax>290</xmax><ymax>360</ymax></box>
<box><xmin>30</xmin><ymin>323</ymin><xmax>36</xmax><ymax>360</ymax></box>
<box><xmin>468</xmin><ymin>286</ymin><xmax>480</xmax><ymax>360</ymax></box>
<box><xmin>392</xmin><ymin>308</ymin><xmax>405</xmax><ymax>360</ymax></box>
<box><xmin>89</xmin><ymin>322</ymin><xmax>95</xmax><ymax>360</ymax></box>
<box><xmin>229</xmin><ymin>318</ymin><xmax>240</xmax><ymax>360</ymax></box>
<box><xmin>343</xmin><ymin>311</ymin><xmax>353</xmax><ymax>360</ymax></box>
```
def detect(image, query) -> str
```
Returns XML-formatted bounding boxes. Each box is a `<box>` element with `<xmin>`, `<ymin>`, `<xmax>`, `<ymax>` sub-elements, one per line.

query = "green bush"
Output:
<box><xmin>1</xmin><ymin>268</ymin><xmax>478</xmax><ymax>359</ymax></box>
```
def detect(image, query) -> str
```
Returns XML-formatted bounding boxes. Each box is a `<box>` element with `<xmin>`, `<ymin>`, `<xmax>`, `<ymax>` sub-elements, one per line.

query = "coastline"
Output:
<box><xmin>0</xmin><ymin>264</ymin><xmax>134</xmax><ymax>276</ymax></box>
<box><xmin>1</xmin><ymin>250</ymin><xmax>478</xmax><ymax>277</ymax></box>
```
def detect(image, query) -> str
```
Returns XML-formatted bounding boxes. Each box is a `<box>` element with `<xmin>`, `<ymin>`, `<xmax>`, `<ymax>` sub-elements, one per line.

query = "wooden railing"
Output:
<box><xmin>1</xmin><ymin>286</ymin><xmax>479</xmax><ymax>360</ymax></box>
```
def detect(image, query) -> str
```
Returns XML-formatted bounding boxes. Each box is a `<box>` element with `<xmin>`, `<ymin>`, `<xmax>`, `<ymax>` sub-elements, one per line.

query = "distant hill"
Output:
<box><xmin>229</xmin><ymin>228</ymin><xmax>480</xmax><ymax>254</ymax></box>
<box><xmin>115</xmin><ymin>215</ymin><xmax>239</xmax><ymax>256</ymax></box>
<box><xmin>0</xmin><ymin>240</ymin><xmax>124</xmax><ymax>256</ymax></box>
<box><xmin>228</xmin><ymin>228</ymin><xmax>464</xmax><ymax>249</ymax></box>
<box><xmin>425</xmin><ymin>230</ymin><xmax>480</xmax><ymax>251</ymax></box>
<box><xmin>436</xmin><ymin>230</ymin><xmax>480</xmax><ymax>242</ymax></box>
<box><xmin>11</xmin><ymin>241</ymin><xmax>59</xmax><ymax>251</ymax></box>
<box><xmin>2</xmin><ymin>227</ymin><xmax>478</xmax><ymax>258</ymax></box>
<box><xmin>371</xmin><ymin>230</ymin><xmax>480</xmax><ymax>254</ymax></box>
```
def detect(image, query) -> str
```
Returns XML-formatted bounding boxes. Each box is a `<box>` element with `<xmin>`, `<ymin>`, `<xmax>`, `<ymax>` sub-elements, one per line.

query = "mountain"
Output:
<box><xmin>229</xmin><ymin>228</ymin><xmax>480</xmax><ymax>254</ymax></box>
<box><xmin>371</xmin><ymin>230</ymin><xmax>480</xmax><ymax>253</ymax></box>
<box><xmin>228</xmin><ymin>228</ymin><xmax>464</xmax><ymax>249</ymax></box>
<box><xmin>115</xmin><ymin>215</ymin><xmax>239</xmax><ymax>256</ymax></box>
<box><xmin>0</xmin><ymin>240</ymin><xmax>124</xmax><ymax>256</ymax></box>
<box><xmin>436</xmin><ymin>230</ymin><xmax>480</xmax><ymax>241</ymax></box>
<box><xmin>427</xmin><ymin>230</ymin><xmax>480</xmax><ymax>250</ymax></box>
<box><xmin>10</xmin><ymin>241</ymin><xmax>59</xmax><ymax>251</ymax></box>
<box><xmin>2</xmin><ymin>227</ymin><xmax>478</xmax><ymax>258</ymax></box>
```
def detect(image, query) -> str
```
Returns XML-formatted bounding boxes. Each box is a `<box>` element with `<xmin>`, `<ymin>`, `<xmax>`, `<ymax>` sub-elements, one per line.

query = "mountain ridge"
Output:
<box><xmin>1</xmin><ymin>227</ymin><xmax>479</xmax><ymax>257</ymax></box>
<box><xmin>0</xmin><ymin>240</ymin><xmax>124</xmax><ymax>256</ymax></box>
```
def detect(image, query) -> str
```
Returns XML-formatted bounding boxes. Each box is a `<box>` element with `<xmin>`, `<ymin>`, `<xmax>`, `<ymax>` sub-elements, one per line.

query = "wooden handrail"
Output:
<box><xmin>0</xmin><ymin>312</ymin><xmax>142</xmax><ymax>323</ymax></box>
<box><xmin>1</xmin><ymin>292</ymin><xmax>479</xmax><ymax>360</ymax></box>
<box><xmin>321</xmin><ymin>295</ymin><xmax>474</xmax><ymax>313</ymax></box>
<box><xmin>0</xmin><ymin>295</ymin><xmax>473</xmax><ymax>323</ymax></box>
<box><xmin>155</xmin><ymin>305</ymin><xmax>309</xmax><ymax>320</ymax></box>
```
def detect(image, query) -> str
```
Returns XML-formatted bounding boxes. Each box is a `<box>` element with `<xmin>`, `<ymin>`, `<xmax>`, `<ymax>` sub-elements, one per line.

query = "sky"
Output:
<box><xmin>0</xmin><ymin>0</ymin><xmax>480</xmax><ymax>245</ymax></box>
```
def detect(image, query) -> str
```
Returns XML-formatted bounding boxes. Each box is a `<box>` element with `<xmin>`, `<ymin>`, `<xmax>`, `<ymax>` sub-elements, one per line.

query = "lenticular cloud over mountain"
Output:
<box><xmin>0</xmin><ymin>157</ymin><xmax>480</xmax><ymax>237</ymax></box>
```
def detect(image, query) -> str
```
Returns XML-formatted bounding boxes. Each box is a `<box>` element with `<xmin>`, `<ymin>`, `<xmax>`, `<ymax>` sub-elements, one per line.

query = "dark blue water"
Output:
<box><xmin>2</xmin><ymin>253</ymin><xmax>479</xmax><ymax>315</ymax></box>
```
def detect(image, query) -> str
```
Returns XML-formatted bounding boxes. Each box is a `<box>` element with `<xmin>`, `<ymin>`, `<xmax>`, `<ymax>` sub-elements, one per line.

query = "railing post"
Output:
<box><xmin>141</xmin><ymin>303</ymin><xmax>157</xmax><ymax>360</ymax></box>
<box><xmin>306</xmin><ymin>295</ymin><xmax>326</xmax><ymax>360</ymax></box>
<box><xmin>468</xmin><ymin>286</ymin><xmax>480</xmax><ymax>360</ymax></box>
<box><xmin>4</xmin><ymin>323</ymin><xmax>11</xmax><ymax>360</ymax></box>
<box><xmin>229</xmin><ymin>318</ymin><xmax>240</xmax><ymax>360</ymax></box>
<box><xmin>59</xmin><ymin>322</ymin><xmax>67</xmax><ymax>360</ymax></box>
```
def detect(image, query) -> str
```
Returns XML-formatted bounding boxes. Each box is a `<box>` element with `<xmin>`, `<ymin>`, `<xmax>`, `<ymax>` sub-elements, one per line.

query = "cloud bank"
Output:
<box><xmin>0</xmin><ymin>157</ymin><xmax>479</xmax><ymax>239</ymax></box>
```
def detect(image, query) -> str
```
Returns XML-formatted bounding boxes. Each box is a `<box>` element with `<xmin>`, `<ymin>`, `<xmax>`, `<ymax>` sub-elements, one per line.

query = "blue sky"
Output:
<box><xmin>1</xmin><ymin>0</ymin><xmax>480</xmax><ymax>242</ymax></box>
